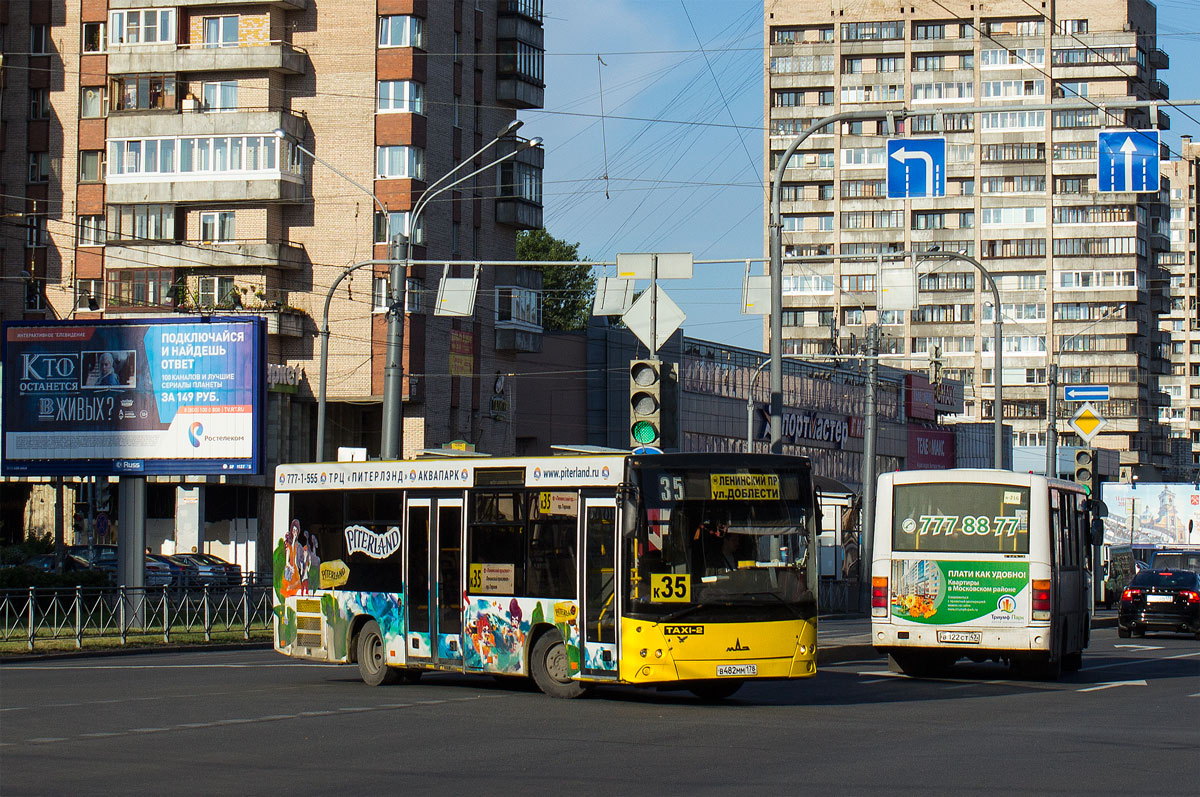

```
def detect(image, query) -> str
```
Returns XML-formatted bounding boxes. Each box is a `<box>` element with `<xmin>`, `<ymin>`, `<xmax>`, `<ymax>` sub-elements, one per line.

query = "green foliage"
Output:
<box><xmin>0</xmin><ymin>533</ymin><xmax>56</xmax><ymax>566</ymax></box>
<box><xmin>516</xmin><ymin>229</ymin><xmax>595</xmax><ymax>331</ymax></box>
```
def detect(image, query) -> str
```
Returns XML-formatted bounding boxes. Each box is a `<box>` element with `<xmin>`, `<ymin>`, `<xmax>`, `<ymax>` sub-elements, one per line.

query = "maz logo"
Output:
<box><xmin>726</xmin><ymin>638</ymin><xmax>749</xmax><ymax>652</ymax></box>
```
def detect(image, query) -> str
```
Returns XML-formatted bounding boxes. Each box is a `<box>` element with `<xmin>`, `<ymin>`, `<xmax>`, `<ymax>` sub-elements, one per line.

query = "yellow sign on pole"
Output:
<box><xmin>1068</xmin><ymin>402</ymin><xmax>1107</xmax><ymax>444</ymax></box>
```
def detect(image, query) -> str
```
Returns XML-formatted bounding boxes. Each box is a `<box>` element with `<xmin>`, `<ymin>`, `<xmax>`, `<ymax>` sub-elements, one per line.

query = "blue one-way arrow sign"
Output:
<box><xmin>887</xmin><ymin>138</ymin><xmax>946</xmax><ymax>198</ymax></box>
<box><xmin>1064</xmin><ymin>385</ymin><xmax>1110</xmax><ymax>402</ymax></box>
<box><xmin>1098</xmin><ymin>130</ymin><xmax>1159</xmax><ymax>193</ymax></box>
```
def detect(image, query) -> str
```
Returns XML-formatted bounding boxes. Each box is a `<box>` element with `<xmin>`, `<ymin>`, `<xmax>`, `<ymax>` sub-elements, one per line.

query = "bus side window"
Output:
<box><xmin>467</xmin><ymin>491</ymin><xmax>525</xmax><ymax>596</ymax></box>
<box><xmin>526</xmin><ymin>493</ymin><xmax>577</xmax><ymax>599</ymax></box>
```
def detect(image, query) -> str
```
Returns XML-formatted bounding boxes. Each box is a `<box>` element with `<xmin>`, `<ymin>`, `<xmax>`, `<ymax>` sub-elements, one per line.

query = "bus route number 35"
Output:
<box><xmin>650</xmin><ymin>573</ymin><xmax>690</xmax><ymax>603</ymax></box>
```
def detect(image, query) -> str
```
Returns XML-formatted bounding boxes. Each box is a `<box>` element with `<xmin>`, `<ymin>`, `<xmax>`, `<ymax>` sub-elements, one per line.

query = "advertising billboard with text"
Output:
<box><xmin>2</xmin><ymin>318</ymin><xmax>264</xmax><ymax>476</ymax></box>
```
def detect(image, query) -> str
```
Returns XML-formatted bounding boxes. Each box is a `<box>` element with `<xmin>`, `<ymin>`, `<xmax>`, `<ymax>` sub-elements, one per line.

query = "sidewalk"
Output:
<box><xmin>817</xmin><ymin>610</ymin><xmax>1120</xmax><ymax>665</ymax></box>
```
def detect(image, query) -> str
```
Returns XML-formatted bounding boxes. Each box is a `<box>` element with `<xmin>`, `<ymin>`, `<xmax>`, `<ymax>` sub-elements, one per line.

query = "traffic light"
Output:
<box><xmin>629</xmin><ymin>359</ymin><xmax>678</xmax><ymax>449</ymax></box>
<box><xmin>928</xmin><ymin>345</ymin><xmax>943</xmax><ymax>384</ymax></box>
<box><xmin>1073</xmin><ymin>448</ymin><xmax>1095</xmax><ymax>494</ymax></box>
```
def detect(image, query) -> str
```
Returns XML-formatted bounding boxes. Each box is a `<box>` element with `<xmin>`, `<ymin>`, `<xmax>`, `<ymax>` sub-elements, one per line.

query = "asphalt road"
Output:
<box><xmin>2</xmin><ymin>627</ymin><xmax>1196</xmax><ymax>795</ymax></box>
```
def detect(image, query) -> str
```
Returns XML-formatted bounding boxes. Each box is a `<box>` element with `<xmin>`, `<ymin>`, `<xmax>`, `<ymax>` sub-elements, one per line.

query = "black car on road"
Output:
<box><xmin>1118</xmin><ymin>568</ymin><xmax>1200</xmax><ymax>639</ymax></box>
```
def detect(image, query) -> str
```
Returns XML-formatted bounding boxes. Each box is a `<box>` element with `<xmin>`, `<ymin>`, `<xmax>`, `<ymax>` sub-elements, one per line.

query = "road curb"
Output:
<box><xmin>0</xmin><ymin>641</ymin><xmax>273</xmax><ymax>664</ymax></box>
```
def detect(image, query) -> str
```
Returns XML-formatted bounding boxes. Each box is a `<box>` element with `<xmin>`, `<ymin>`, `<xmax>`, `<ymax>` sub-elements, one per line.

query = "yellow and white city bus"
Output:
<box><xmin>872</xmin><ymin>468</ymin><xmax>1095</xmax><ymax>679</ymax></box>
<box><xmin>272</xmin><ymin>452</ymin><xmax>819</xmax><ymax>699</ymax></box>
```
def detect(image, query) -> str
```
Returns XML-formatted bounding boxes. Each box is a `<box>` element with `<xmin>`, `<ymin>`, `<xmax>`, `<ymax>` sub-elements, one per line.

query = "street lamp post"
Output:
<box><xmin>919</xmin><ymin>252</ymin><xmax>1004</xmax><ymax>469</ymax></box>
<box><xmin>279</xmin><ymin>122</ymin><xmax>537</xmax><ymax>461</ymax></box>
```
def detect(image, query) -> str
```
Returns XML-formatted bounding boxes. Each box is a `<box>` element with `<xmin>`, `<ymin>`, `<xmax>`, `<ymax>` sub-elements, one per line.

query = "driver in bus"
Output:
<box><xmin>696</xmin><ymin>514</ymin><xmax>750</xmax><ymax>574</ymax></box>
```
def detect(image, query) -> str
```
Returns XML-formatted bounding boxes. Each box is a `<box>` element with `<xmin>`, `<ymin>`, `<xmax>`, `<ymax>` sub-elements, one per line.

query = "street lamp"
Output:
<box><xmin>381</xmin><ymin>127</ymin><xmax>541</xmax><ymax>460</ymax></box>
<box><xmin>1044</xmin><ymin>303</ymin><xmax>1129</xmax><ymax>478</ymax></box>
<box><xmin>279</xmin><ymin>122</ymin><xmax>537</xmax><ymax>461</ymax></box>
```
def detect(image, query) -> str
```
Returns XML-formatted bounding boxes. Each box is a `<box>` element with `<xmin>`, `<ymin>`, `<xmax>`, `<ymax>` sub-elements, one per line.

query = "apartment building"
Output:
<box><xmin>0</xmin><ymin>0</ymin><xmax>546</xmax><ymax>559</ymax></box>
<box><xmin>764</xmin><ymin>0</ymin><xmax>1176</xmax><ymax>479</ymax></box>
<box><xmin>1158</xmin><ymin>136</ymin><xmax>1199</xmax><ymax>481</ymax></box>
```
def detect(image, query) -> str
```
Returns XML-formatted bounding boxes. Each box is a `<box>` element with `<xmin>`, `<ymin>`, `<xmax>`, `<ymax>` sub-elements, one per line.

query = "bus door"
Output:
<box><xmin>433</xmin><ymin>498</ymin><xmax>464</xmax><ymax>667</ymax></box>
<box><xmin>580</xmin><ymin>496</ymin><xmax>618</xmax><ymax>679</ymax></box>
<box><xmin>404</xmin><ymin>498</ymin><xmax>432</xmax><ymax>664</ymax></box>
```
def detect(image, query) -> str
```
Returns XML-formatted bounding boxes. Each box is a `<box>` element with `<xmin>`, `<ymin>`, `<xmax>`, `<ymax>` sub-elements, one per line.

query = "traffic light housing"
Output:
<box><xmin>629</xmin><ymin>359</ymin><xmax>678</xmax><ymax>449</ymax></box>
<box><xmin>1073</xmin><ymin>448</ymin><xmax>1095</xmax><ymax>494</ymax></box>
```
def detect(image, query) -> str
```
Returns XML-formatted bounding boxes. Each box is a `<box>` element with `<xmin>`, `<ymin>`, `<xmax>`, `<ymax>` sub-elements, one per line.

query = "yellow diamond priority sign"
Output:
<box><xmin>1068</xmin><ymin>402</ymin><xmax>1107</xmax><ymax>444</ymax></box>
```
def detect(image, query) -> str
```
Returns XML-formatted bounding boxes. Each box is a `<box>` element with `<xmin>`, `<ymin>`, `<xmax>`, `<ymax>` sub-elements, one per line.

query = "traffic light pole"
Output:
<box><xmin>1046</xmin><ymin>362</ymin><xmax>1058</xmax><ymax>478</ymax></box>
<box><xmin>859</xmin><ymin>324</ymin><xmax>880</xmax><ymax>611</ymax></box>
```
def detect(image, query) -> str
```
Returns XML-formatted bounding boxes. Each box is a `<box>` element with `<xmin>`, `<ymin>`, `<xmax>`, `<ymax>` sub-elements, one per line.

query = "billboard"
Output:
<box><xmin>2</xmin><ymin>318</ymin><xmax>264</xmax><ymax>476</ymax></box>
<box><xmin>1098</xmin><ymin>482</ymin><xmax>1200</xmax><ymax>548</ymax></box>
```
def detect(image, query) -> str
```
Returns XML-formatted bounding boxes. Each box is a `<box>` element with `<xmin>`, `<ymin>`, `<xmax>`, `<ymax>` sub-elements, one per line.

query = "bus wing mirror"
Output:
<box><xmin>619</xmin><ymin>485</ymin><xmax>639</xmax><ymax>538</ymax></box>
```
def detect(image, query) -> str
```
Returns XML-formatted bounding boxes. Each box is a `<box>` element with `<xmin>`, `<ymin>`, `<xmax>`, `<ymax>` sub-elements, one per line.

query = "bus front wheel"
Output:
<box><xmin>356</xmin><ymin>620</ymin><xmax>399</xmax><ymax>686</ymax></box>
<box><xmin>530</xmin><ymin>632</ymin><xmax>590</xmax><ymax>699</ymax></box>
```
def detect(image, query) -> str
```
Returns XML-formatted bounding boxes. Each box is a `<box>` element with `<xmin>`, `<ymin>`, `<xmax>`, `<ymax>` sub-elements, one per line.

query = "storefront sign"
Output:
<box><xmin>907</xmin><ymin>428</ymin><xmax>955</xmax><ymax>469</ymax></box>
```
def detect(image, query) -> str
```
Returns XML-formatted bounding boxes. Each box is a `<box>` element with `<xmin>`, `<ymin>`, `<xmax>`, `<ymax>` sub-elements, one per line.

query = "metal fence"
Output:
<box><xmin>0</xmin><ymin>584</ymin><xmax>274</xmax><ymax>650</ymax></box>
<box><xmin>819</xmin><ymin>579</ymin><xmax>864</xmax><ymax>615</ymax></box>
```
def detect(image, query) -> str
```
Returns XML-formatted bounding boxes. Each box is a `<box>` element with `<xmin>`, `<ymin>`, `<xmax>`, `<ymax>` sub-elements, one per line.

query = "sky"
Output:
<box><xmin>526</xmin><ymin>0</ymin><xmax>1200</xmax><ymax>353</ymax></box>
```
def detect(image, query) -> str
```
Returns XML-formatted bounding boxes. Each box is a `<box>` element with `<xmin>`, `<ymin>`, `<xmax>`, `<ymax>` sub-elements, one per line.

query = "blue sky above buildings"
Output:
<box><xmin>528</xmin><ymin>0</ymin><xmax>1200</xmax><ymax>352</ymax></box>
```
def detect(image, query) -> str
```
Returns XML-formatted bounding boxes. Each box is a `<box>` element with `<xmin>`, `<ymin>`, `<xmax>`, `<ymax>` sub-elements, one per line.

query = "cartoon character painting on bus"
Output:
<box><xmin>278</xmin><ymin>518</ymin><xmax>321</xmax><ymax>598</ymax></box>
<box><xmin>464</xmin><ymin>597</ymin><xmax>583</xmax><ymax>674</ymax></box>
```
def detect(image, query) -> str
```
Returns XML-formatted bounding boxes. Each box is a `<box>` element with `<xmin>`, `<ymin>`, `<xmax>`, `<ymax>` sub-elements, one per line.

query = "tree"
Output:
<box><xmin>516</xmin><ymin>229</ymin><xmax>595</xmax><ymax>331</ymax></box>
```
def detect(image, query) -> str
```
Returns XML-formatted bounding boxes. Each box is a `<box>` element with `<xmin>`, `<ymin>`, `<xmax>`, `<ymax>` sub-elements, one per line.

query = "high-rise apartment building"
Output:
<box><xmin>1158</xmin><ymin>136</ymin><xmax>1199</xmax><ymax>481</ymax></box>
<box><xmin>764</xmin><ymin>0</ymin><xmax>1177</xmax><ymax>478</ymax></box>
<box><xmin>0</xmin><ymin>1</ymin><xmax>547</xmax><ymax>557</ymax></box>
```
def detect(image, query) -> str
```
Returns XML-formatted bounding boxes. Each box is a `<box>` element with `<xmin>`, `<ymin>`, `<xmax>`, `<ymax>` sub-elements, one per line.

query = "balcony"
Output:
<box><xmin>1150</xmin><ymin>48</ymin><xmax>1169</xmax><ymax>70</ymax></box>
<box><xmin>108</xmin><ymin>41</ymin><xmax>307</xmax><ymax>76</ymax></box>
<box><xmin>109</xmin><ymin>0</ymin><xmax>306</xmax><ymax>7</ymax></box>
<box><xmin>496</xmin><ymin>4</ymin><xmax>544</xmax><ymax>109</ymax></box>
<box><xmin>495</xmin><ymin>140</ymin><xmax>543</xmax><ymax>230</ymax></box>
<box><xmin>106</xmin><ymin>241</ymin><xmax>307</xmax><ymax>271</ymax></box>
<box><xmin>1150</xmin><ymin>79</ymin><xmax>1169</xmax><ymax>100</ymax></box>
<box><xmin>107</xmin><ymin>108</ymin><xmax>305</xmax><ymax>143</ymax></box>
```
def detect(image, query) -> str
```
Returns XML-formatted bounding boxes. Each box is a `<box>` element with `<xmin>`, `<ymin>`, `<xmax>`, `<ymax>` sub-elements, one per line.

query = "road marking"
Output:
<box><xmin>0</xmin><ymin>663</ymin><xmax>323</xmax><ymax>671</ymax></box>
<box><xmin>6</xmin><ymin>693</ymin><xmax>508</xmax><ymax>747</ymax></box>
<box><xmin>858</xmin><ymin>678</ymin><xmax>891</xmax><ymax>684</ymax></box>
<box><xmin>1113</xmin><ymin>644</ymin><xmax>1163</xmax><ymax>651</ymax></box>
<box><xmin>1164</xmin><ymin>651</ymin><xmax>1200</xmax><ymax>660</ymax></box>
<box><xmin>1077</xmin><ymin>680</ymin><xmax>1147</xmax><ymax>692</ymax></box>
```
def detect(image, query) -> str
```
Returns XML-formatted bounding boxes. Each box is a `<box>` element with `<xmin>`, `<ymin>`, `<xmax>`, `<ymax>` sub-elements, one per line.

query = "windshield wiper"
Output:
<box><xmin>659</xmin><ymin>603</ymin><xmax>709</xmax><ymax>622</ymax></box>
<box><xmin>739</xmin><ymin>591</ymin><xmax>806</xmax><ymax>620</ymax></box>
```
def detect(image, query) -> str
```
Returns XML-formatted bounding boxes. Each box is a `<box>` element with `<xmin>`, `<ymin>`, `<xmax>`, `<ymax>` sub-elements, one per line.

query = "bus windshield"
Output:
<box><xmin>627</xmin><ymin>463</ymin><xmax>814</xmax><ymax>622</ymax></box>
<box><xmin>892</xmin><ymin>483</ymin><xmax>1031</xmax><ymax>554</ymax></box>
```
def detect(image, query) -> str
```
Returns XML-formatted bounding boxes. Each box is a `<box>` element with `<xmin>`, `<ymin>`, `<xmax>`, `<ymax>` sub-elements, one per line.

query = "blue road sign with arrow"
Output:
<box><xmin>887</xmin><ymin>138</ymin><xmax>946</xmax><ymax>199</ymax></box>
<box><xmin>1064</xmin><ymin>385</ymin><xmax>1110</xmax><ymax>402</ymax></box>
<box><xmin>1097</xmin><ymin>130</ymin><xmax>1159</xmax><ymax>193</ymax></box>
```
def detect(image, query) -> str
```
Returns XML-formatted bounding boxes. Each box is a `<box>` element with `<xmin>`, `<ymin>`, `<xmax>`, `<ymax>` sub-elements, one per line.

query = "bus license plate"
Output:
<box><xmin>717</xmin><ymin>664</ymin><xmax>757</xmax><ymax>677</ymax></box>
<box><xmin>937</xmin><ymin>631</ymin><xmax>982</xmax><ymax>644</ymax></box>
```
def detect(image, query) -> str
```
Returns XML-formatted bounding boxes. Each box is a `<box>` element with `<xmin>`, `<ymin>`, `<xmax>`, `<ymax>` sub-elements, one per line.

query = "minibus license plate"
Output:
<box><xmin>717</xmin><ymin>664</ymin><xmax>757</xmax><ymax>677</ymax></box>
<box><xmin>937</xmin><ymin>631</ymin><xmax>982</xmax><ymax>644</ymax></box>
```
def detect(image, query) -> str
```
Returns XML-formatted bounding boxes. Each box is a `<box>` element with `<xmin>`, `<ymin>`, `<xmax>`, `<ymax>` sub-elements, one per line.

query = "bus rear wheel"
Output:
<box><xmin>530</xmin><ymin>633</ymin><xmax>590</xmax><ymax>699</ymax></box>
<box><xmin>356</xmin><ymin>620</ymin><xmax>399</xmax><ymax>686</ymax></box>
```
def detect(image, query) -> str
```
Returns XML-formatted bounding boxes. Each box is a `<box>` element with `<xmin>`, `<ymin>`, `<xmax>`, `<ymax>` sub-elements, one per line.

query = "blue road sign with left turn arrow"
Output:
<box><xmin>1064</xmin><ymin>385</ymin><xmax>1110</xmax><ymax>402</ymax></box>
<box><xmin>1098</xmin><ymin>130</ymin><xmax>1159</xmax><ymax>193</ymax></box>
<box><xmin>887</xmin><ymin>138</ymin><xmax>946</xmax><ymax>199</ymax></box>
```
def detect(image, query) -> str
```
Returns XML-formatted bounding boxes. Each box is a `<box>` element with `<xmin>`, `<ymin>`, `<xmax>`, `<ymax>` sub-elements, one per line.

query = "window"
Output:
<box><xmin>202</xmin><ymin>16</ymin><xmax>239</xmax><ymax>48</ymax></box>
<box><xmin>109</xmin><ymin>74</ymin><xmax>176</xmax><ymax>112</ymax></box>
<box><xmin>374</xmin><ymin>211</ymin><xmax>424</xmax><ymax>246</ymax></box>
<box><xmin>29</xmin><ymin>89</ymin><xmax>50</xmax><ymax>120</ymax></box>
<box><xmin>980</xmin><ymin>110</ymin><xmax>1046</xmax><ymax>130</ymax></box>
<box><xmin>108</xmin><ymin>9</ymin><xmax>175</xmax><ymax>46</ymax></box>
<box><xmin>499</xmin><ymin>40</ymin><xmax>545</xmax><ymax>83</ymax></box>
<box><xmin>877</xmin><ymin>57</ymin><xmax>901</xmax><ymax>72</ymax></box>
<box><xmin>377</xmin><ymin>80</ymin><xmax>424</xmax><ymax>113</ymax></box>
<box><xmin>81</xmin><ymin>86</ymin><xmax>108</xmax><ymax>118</ymax></box>
<box><xmin>782</xmin><ymin>275</ymin><xmax>834</xmax><ymax>294</ymax></box>
<box><xmin>372</xmin><ymin>277</ymin><xmax>390</xmax><ymax>313</ymax></box>
<box><xmin>76</xmin><ymin>279</ymin><xmax>103</xmax><ymax>310</ymax></box>
<box><xmin>981</xmin><ymin>207</ymin><xmax>1046</xmax><ymax>227</ymax></box>
<box><xmin>912</xmin><ymin>82</ymin><xmax>973</xmax><ymax>102</ymax></box>
<box><xmin>914</xmin><ymin>23</ymin><xmax>946</xmax><ymax>40</ymax></box>
<box><xmin>1058</xmin><ymin>19</ymin><xmax>1088</xmax><ymax>34</ymax></box>
<box><xmin>108</xmin><ymin>204</ymin><xmax>176</xmax><ymax>242</ymax></box>
<box><xmin>1058</xmin><ymin>81</ymin><xmax>1088</xmax><ymax>99</ymax></box>
<box><xmin>199</xmin><ymin>211</ymin><xmax>235</xmax><ymax>243</ymax></box>
<box><xmin>27</xmin><ymin>215</ymin><xmax>49</xmax><ymax>248</ymax></box>
<box><xmin>197</xmin><ymin>276</ymin><xmax>236</xmax><ymax>308</ymax></box>
<box><xmin>841</xmin><ymin>274</ymin><xmax>876</xmax><ymax>292</ymax></box>
<box><xmin>79</xmin><ymin>150</ymin><xmax>105</xmax><ymax>182</ymax></box>
<box><xmin>376</xmin><ymin>145</ymin><xmax>424</xmax><ymax>179</ymax></box>
<box><xmin>83</xmin><ymin>22</ymin><xmax>107</xmax><ymax>53</ymax></box>
<box><xmin>496</xmin><ymin>286</ymin><xmax>541</xmax><ymax>327</ymax></box>
<box><xmin>841</xmin><ymin>21</ymin><xmax>904</xmax><ymax>41</ymax></box>
<box><xmin>108</xmin><ymin>135</ymin><xmax>291</xmax><ymax>177</ymax></box>
<box><xmin>78</xmin><ymin>215</ymin><xmax>106</xmax><ymax>247</ymax></box>
<box><xmin>378</xmin><ymin>13</ymin><xmax>423</xmax><ymax>47</ymax></box>
<box><xmin>29</xmin><ymin>153</ymin><xmax>51</xmax><ymax>183</ymax></box>
<box><xmin>406</xmin><ymin>277</ymin><xmax>422</xmax><ymax>314</ymax></box>
<box><xmin>31</xmin><ymin>24</ymin><xmax>49</xmax><ymax>54</ymax></box>
<box><xmin>201</xmin><ymin>81</ymin><xmax>238</xmax><ymax>112</ymax></box>
<box><xmin>107</xmin><ymin>269</ymin><xmax>175</xmax><ymax>308</ymax></box>
<box><xmin>913</xmin><ymin>55</ymin><xmax>944</xmax><ymax>71</ymax></box>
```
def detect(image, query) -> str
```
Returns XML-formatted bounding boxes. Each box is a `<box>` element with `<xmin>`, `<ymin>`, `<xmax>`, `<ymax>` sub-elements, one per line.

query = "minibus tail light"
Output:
<box><xmin>1032</xmin><ymin>578</ymin><xmax>1051</xmax><ymax>621</ymax></box>
<box><xmin>871</xmin><ymin>576</ymin><xmax>888</xmax><ymax>617</ymax></box>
